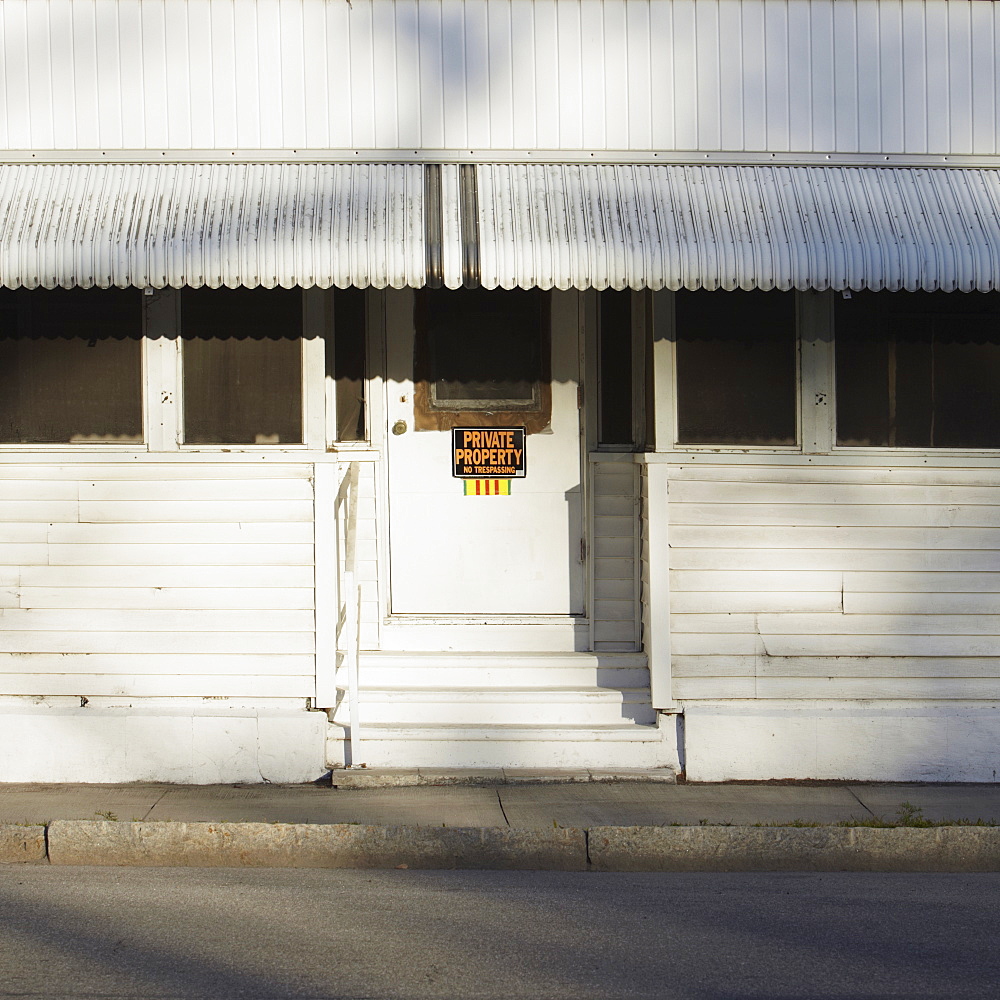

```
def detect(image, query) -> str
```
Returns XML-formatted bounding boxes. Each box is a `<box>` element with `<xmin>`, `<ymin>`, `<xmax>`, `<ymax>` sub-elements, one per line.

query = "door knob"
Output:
<box><xmin>392</xmin><ymin>420</ymin><xmax>407</xmax><ymax>435</ymax></box>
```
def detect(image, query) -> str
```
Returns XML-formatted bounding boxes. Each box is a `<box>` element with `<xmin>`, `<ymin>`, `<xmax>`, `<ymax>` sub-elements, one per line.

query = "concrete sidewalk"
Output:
<box><xmin>3</xmin><ymin>777</ymin><xmax>1000</xmax><ymax>828</ymax></box>
<box><xmin>3</xmin><ymin>776</ymin><xmax>1000</xmax><ymax>871</ymax></box>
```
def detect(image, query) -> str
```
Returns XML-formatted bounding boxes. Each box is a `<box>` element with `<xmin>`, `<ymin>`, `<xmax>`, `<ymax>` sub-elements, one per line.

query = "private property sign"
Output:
<box><xmin>452</xmin><ymin>427</ymin><xmax>526</xmax><ymax>479</ymax></box>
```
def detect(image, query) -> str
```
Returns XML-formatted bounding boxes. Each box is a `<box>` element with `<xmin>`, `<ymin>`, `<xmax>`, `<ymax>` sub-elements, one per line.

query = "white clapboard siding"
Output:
<box><xmin>46</xmin><ymin>523</ymin><xmax>314</xmax><ymax>544</ymax></box>
<box><xmin>0</xmin><ymin>464</ymin><xmax>318</xmax><ymax>699</ymax></box>
<box><xmin>0</xmin><ymin>674</ymin><xmax>311</xmax><ymax>698</ymax></box>
<box><xmin>17</xmin><ymin>588</ymin><xmax>315</xmax><ymax>611</ymax></box>
<box><xmin>0</xmin><ymin>653</ymin><xmax>313</xmax><ymax>675</ymax></box>
<box><xmin>78</xmin><ymin>500</ymin><xmax>314</xmax><ymax>522</ymax></box>
<box><xmin>47</xmin><ymin>544</ymin><xmax>314</xmax><ymax>566</ymax></box>
<box><xmin>674</xmin><ymin>655</ymin><xmax>1000</xmax><ymax>679</ymax></box>
<box><xmin>2</xmin><ymin>0</ymin><xmax>998</xmax><ymax>157</ymax></box>
<box><xmin>591</xmin><ymin>459</ymin><xmax>639</xmax><ymax>652</ymax></box>
<box><xmin>667</xmin><ymin>463</ymin><xmax>1000</xmax><ymax>702</ymax></box>
<box><xmin>16</xmin><ymin>565</ymin><xmax>315</xmax><ymax>588</ymax></box>
<box><xmin>671</xmin><ymin>504</ymin><xmax>1000</xmax><ymax>529</ymax></box>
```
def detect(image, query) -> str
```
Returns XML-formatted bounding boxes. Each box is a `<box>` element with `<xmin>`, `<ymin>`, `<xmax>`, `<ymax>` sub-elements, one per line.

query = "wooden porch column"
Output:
<box><xmin>644</xmin><ymin>291</ymin><xmax>674</xmax><ymax>710</ymax></box>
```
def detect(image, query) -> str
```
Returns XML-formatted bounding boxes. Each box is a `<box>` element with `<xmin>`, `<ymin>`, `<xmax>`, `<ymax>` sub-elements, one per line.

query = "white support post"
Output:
<box><xmin>798</xmin><ymin>290</ymin><xmax>836</xmax><ymax>454</ymax></box>
<box><xmin>643</xmin><ymin>461</ymin><xmax>673</xmax><ymax>710</ymax></box>
<box><xmin>142</xmin><ymin>289</ymin><xmax>180</xmax><ymax>452</ymax></box>
<box><xmin>313</xmin><ymin>462</ymin><xmax>341</xmax><ymax>710</ymax></box>
<box><xmin>645</xmin><ymin>290</ymin><xmax>675</xmax><ymax>709</ymax></box>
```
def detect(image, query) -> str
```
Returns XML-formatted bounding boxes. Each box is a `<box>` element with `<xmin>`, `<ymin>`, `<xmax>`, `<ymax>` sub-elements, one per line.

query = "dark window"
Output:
<box><xmin>413</xmin><ymin>288</ymin><xmax>551</xmax><ymax>433</ymax></box>
<box><xmin>0</xmin><ymin>288</ymin><xmax>143</xmax><ymax>444</ymax></box>
<box><xmin>675</xmin><ymin>290</ymin><xmax>797</xmax><ymax>446</ymax></box>
<box><xmin>330</xmin><ymin>288</ymin><xmax>367</xmax><ymax>441</ymax></box>
<box><xmin>181</xmin><ymin>288</ymin><xmax>302</xmax><ymax>445</ymax></box>
<box><xmin>836</xmin><ymin>291</ymin><xmax>1000</xmax><ymax>448</ymax></box>
<box><xmin>598</xmin><ymin>290</ymin><xmax>634</xmax><ymax>446</ymax></box>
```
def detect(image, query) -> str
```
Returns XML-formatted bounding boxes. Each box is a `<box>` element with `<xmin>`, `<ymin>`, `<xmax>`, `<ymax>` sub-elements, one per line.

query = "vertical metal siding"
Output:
<box><xmin>2</xmin><ymin>0</ymin><xmax>999</xmax><ymax>156</ymax></box>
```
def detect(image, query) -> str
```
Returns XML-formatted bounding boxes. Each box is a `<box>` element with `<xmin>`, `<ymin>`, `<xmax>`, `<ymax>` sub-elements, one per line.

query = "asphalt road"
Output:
<box><xmin>0</xmin><ymin>868</ymin><xmax>997</xmax><ymax>999</ymax></box>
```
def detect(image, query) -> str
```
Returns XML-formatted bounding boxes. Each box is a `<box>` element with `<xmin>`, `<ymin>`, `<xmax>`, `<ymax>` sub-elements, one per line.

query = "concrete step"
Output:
<box><xmin>332</xmin><ymin>688</ymin><xmax>657</xmax><ymax>727</ymax></box>
<box><xmin>348</xmin><ymin>651</ymin><xmax>649</xmax><ymax>690</ymax></box>
<box><xmin>327</xmin><ymin>722</ymin><xmax>671</xmax><ymax>769</ymax></box>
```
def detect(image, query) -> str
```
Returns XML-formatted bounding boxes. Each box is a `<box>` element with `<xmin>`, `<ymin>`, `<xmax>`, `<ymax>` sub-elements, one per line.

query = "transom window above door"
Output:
<box><xmin>413</xmin><ymin>288</ymin><xmax>551</xmax><ymax>433</ymax></box>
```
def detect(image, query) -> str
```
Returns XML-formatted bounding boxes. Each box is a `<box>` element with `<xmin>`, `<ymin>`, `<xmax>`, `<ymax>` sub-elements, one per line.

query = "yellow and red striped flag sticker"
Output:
<box><xmin>463</xmin><ymin>479</ymin><xmax>511</xmax><ymax>495</ymax></box>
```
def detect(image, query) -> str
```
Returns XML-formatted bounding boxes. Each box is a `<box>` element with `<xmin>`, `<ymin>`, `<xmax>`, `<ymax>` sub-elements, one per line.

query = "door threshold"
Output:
<box><xmin>378</xmin><ymin>618</ymin><xmax>592</xmax><ymax>652</ymax></box>
<box><xmin>384</xmin><ymin>615</ymin><xmax>587</xmax><ymax>627</ymax></box>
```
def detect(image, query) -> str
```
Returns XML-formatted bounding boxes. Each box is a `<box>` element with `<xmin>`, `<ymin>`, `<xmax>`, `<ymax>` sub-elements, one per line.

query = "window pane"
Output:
<box><xmin>675</xmin><ymin>290</ymin><xmax>797</xmax><ymax>446</ymax></box>
<box><xmin>331</xmin><ymin>287</ymin><xmax>366</xmax><ymax>441</ymax></box>
<box><xmin>0</xmin><ymin>288</ymin><xmax>143</xmax><ymax>444</ymax></box>
<box><xmin>420</xmin><ymin>288</ymin><xmax>543</xmax><ymax>410</ymax></box>
<box><xmin>599</xmin><ymin>290</ymin><xmax>634</xmax><ymax>446</ymax></box>
<box><xmin>836</xmin><ymin>292</ymin><xmax>1000</xmax><ymax>448</ymax></box>
<box><xmin>182</xmin><ymin>288</ymin><xmax>302</xmax><ymax>445</ymax></box>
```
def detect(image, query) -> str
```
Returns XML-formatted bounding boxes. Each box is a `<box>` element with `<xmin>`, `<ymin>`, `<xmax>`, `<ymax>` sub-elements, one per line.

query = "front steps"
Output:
<box><xmin>326</xmin><ymin>652</ymin><xmax>677</xmax><ymax>771</ymax></box>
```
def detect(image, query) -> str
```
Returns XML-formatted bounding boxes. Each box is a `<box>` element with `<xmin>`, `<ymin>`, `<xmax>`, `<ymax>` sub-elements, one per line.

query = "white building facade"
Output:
<box><xmin>3</xmin><ymin>0</ymin><xmax>1000</xmax><ymax>782</ymax></box>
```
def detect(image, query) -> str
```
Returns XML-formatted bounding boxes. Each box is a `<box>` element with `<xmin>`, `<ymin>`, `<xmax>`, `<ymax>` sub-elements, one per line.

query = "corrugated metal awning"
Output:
<box><xmin>3</xmin><ymin>161</ymin><xmax>1000</xmax><ymax>292</ymax></box>
<box><xmin>0</xmin><ymin>162</ymin><xmax>426</xmax><ymax>290</ymax></box>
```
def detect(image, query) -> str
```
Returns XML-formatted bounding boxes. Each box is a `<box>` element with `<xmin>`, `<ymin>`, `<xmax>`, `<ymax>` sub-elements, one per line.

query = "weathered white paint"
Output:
<box><xmin>9</xmin><ymin>161</ymin><xmax>1000</xmax><ymax>292</ymax></box>
<box><xmin>665</xmin><ymin>464</ymin><xmax>1000</xmax><ymax>711</ymax></box>
<box><xmin>383</xmin><ymin>288</ymin><xmax>585</xmax><ymax>617</ymax></box>
<box><xmin>0</xmin><ymin>703</ymin><xmax>328</xmax><ymax>783</ymax></box>
<box><xmin>2</xmin><ymin>0</ymin><xmax>998</xmax><ymax>158</ymax></box>
<box><xmin>0</xmin><ymin>162</ymin><xmax>425</xmax><ymax>290</ymax></box>
<box><xmin>683</xmin><ymin>702</ymin><xmax>1000</xmax><ymax>783</ymax></box>
<box><xmin>0</xmin><ymin>465</ymin><xmax>317</xmax><ymax>701</ymax></box>
<box><xmin>590</xmin><ymin>456</ymin><xmax>641</xmax><ymax>652</ymax></box>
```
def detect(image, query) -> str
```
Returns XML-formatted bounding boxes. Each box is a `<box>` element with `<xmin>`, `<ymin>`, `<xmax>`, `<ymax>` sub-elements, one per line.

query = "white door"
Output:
<box><xmin>385</xmin><ymin>288</ymin><xmax>585</xmax><ymax>617</ymax></box>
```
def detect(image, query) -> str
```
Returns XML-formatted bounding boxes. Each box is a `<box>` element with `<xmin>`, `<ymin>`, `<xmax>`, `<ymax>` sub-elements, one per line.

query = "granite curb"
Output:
<box><xmin>45</xmin><ymin>821</ymin><xmax>587</xmax><ymax>870</ymax></box>
<box><xmin>588</xmin><ymin>825</ymin><xmax>1000</xmax><ymax>872</ymax></box>
<box><xmin>3</xmin><ymin>821</ymin><xmax>1000</xmax><ymax>871</ymax></box>
<box><xmin>0</xmin><ymin>824</ymin><xmax>46</xmax><ymax>863</ymax></box>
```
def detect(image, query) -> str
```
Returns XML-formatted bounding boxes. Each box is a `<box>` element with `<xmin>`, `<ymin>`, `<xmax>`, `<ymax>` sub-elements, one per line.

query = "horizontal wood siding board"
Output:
<box><xmin>0</xmin><ymin>466</ymin><xmax>311</xmax><ymax>480</ymax></box>
<box><xmin>79</xmin><ymin>481</ymin><xmax>314</xmax><ymax>501</ymax></box>
<box><xmin>46</xmin><ymin>543</ymin><xmax>314</xmax><ymax>566</ymax></box>
<box><xmin>0</xmin><ymin>632</ymin><xmax>315</xmax><ymax>654</ymax></box>
<box><xmin>672</xmin><ymin>654</ymin><xmax>1000</xmax><ymax>679</ymax></box>
<box><xmin>592</xmin><ymin>558</ymin><xmax>636</xmax><ymax>579</ymax></box>
<box><xmin>672</xmin><ymin>570</ymin><xmax>844</xmax><ymax>591</ymax></box>
<box><xmin>670</xmin><ymin>592</ymin><xmax>844</xmax><ymax>613</ymax></box>
<box><xmin>0</xmin><ymin>653</ymin><xmax>313</xmax><ymax>675</ymax></box>
<box><xmin>592</xmin><ymin>599</ymin><xmax>638</xmax><ymax>621</ymax></box>
<box><xmin>46</xmin><ymin>523</ymin><xmax>314</xmax><ymax>544</ymax></box>
<box><xmin>666</xmin><ymin>467</ymin><xmax>1000</xmax><ymax>487</ymax></box>
<box><xmin>78</xmin><ymin>501</ymin><xmax>314</xmax><ymax>522</ymax></box>
<box><xmin>594</xmin><ymin>578</ymin><xmax>635</xmax><ymax>600</ymax></box>
<box><xmin>593</xmin><ymin>514</ymin><xmax>638</xmax><ymax>537</ymax></box>
<box><xmin>17</xmin><ymin>588</ymin><xmax>315</xmax><ymax>611</ymax></box>
<box><xmin>17</xmin><ymin>566</ymin><xmax>315</xmax><ymax>587</ymax></box>
<box><xmin>0</xmin><ymin>609</ymin><xmax>315</xmax><ymax>632</ymax></box>
<box><xmin>0</xmin><ymin>675</ymin><xmax>313</xmax><ymax>697</ymax></box>
<box><xmin>0</xmin><ymin>502</ymin><xmax>78</xmax><ymax>521</ymax></box>
<box><xmin>594</xmin><ymin>496</ymin><xmax>636</xmax><ymax>517</ymax></box>
<box><xmin>0</xmin><ymin>482</ymin><xmax>78</xmax><ymax>499</ymax></box>
<box><xmin>668</xmin><ymin>481</ymin><xmax>1000</xmax><ymax>506</ymax></box>
<box><xmin>671</xmin><ymin>526</ymin><xmax>1000</xmax><ymax>549</ymax></box>
<box><xmin>845</xmin><ymin>572</ymin><xmax>1000</xmax><ymax>593</ymax></box>
<box><xmin>845</xmin><ymin>594</ymin><xmax>1000</xmax><ymax>615</ymax></box>
<box><xmin>669</xmin><ymin>549</ymin><xmax>1000</xmax><ymax>571</ymax></box>
<box><xmin>671</xmin><ymin>613</ymin><xmax>1000</xmax><ymax>636</ymax></box>
<box><xmin>669</xmin><ymin>504</ymin><xmax>1000</xmax><ymax>528</ymax></box>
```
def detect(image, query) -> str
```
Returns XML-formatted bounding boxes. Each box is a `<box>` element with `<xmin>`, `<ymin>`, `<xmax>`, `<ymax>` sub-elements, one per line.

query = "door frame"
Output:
<box><xmin>370</xmin><ymin>286</ymin><xmax>594</xmax><ymax>651</ymax></box>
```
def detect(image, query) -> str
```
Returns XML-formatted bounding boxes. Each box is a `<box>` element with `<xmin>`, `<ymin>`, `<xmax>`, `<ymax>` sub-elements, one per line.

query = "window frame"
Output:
<box><xmin>653</xmin><ymin>288</ymin><xmax>1000</xmax><ymax>458</ymax></box>
<box><xmin>0</xmin><ymin>286</ymin><xmax>331</xmax><ymax>454</ymax></box>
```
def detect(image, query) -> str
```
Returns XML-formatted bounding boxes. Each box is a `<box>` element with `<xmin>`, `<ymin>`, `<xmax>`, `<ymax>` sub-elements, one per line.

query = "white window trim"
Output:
<box><xmin>651</xmin><ymin>288</ymin><xmax>1000</xmax><ymax>460</ymax></box>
